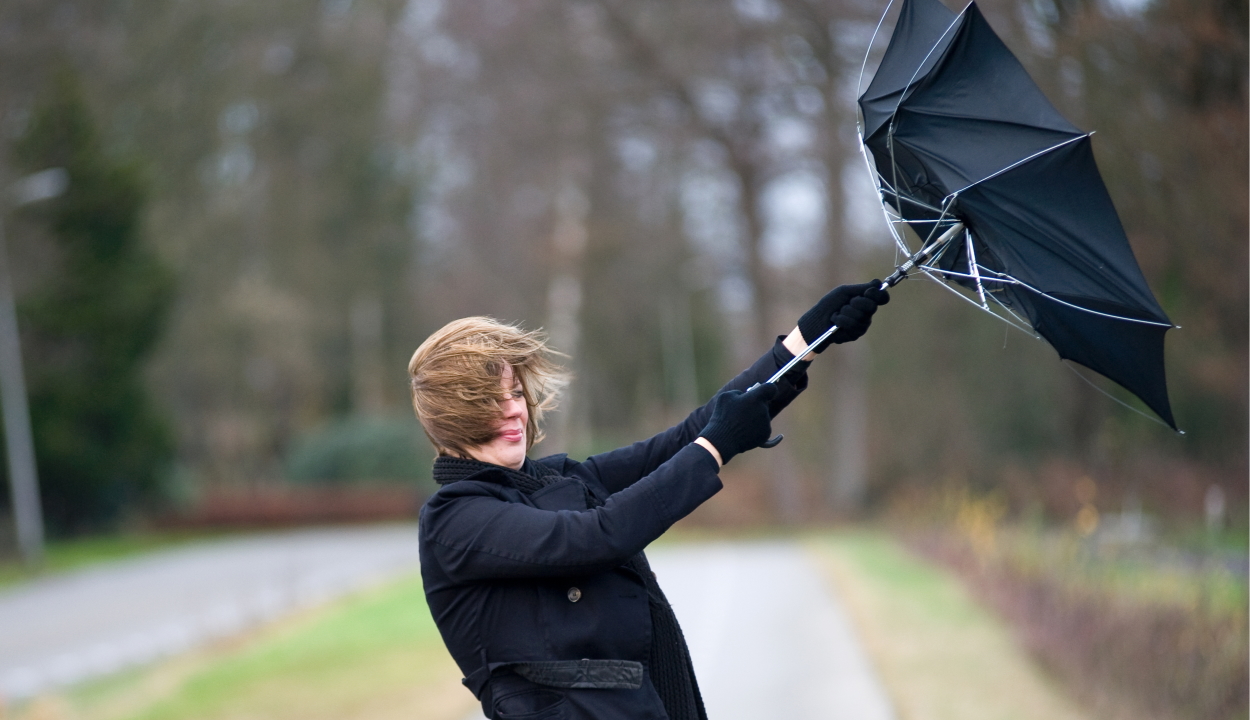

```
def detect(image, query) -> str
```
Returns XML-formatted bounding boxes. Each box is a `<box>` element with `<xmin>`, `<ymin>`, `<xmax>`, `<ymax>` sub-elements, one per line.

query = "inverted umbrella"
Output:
<box><xmin>832</xmin><ymin>0</ymin><xmax>1176</xmax><ymax>429</ymax></box>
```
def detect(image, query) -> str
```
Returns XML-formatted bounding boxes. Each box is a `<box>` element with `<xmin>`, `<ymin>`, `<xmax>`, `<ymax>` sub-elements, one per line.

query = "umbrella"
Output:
<box><xmin>844</xmin><ymin>0</ymin><xmax>1177</xmax><ymax>430</ymax></box>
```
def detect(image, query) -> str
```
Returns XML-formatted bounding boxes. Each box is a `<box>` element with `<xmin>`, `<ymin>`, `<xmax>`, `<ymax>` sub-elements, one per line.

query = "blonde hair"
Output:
<box><xmin>408</xmin><ymin>317</ymin><xmax>567</xmax><ymax>458</ymax></box>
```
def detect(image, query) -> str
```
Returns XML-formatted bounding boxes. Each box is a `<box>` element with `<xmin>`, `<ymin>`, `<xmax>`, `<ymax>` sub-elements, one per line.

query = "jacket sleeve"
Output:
<box><xmin>583</xmin><ymin>336</ymin><xmax>809</xmax><ymax>495</ymax></box>
<box><xmin>420</xmin><ymin>444</ymin><xmax>722</xmax><ymax>583</ymax></box>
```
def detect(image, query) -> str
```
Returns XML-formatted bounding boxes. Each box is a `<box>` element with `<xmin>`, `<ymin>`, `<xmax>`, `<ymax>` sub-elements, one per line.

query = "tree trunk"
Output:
<box><xmin>822</xmin><ymin>136</ymin><xmax>869</xmax><ymax>515</ymax></box>
<box><xmin>542</xmin><ymin>181</ymin><xmax>589</xmax><ymax>452</ymax></box>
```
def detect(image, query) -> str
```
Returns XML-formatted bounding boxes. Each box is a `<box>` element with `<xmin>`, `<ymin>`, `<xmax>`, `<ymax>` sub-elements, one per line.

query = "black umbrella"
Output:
<box><xmin>849</xmin><ymin>0</ymin><xmax>1177</xmax><ymax>429</ymax></box>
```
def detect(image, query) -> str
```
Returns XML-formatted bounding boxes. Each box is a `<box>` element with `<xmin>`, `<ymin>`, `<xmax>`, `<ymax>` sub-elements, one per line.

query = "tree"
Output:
<box><xmin>8</xmin><ymin>69</ymin><xmax>174</xmax><ymax>535</ymax></box>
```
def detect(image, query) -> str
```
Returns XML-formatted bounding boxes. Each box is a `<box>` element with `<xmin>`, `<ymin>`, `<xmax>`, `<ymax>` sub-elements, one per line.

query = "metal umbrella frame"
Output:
<box><xmin>778</xmin><ymin>0</ymin><xmax>1184</xmax><ymax>432</ymax></box>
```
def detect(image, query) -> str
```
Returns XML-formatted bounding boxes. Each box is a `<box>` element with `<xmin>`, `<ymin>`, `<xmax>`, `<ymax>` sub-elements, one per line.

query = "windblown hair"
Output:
<box><xmin>408</xmin><ymin>317</ymin><xmax>567</xmax><ymax>458</ymax></box>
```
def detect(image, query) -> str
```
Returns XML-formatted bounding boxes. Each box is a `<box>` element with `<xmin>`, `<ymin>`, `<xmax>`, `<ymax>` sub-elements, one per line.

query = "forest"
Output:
<box><xmin>0</xmin><ymin>0</ymin><xmax>1244</xmax><ymax>536</ymax></box>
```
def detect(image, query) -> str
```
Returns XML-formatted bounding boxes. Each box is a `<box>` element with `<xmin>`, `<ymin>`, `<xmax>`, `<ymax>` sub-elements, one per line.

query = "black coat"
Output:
<box><xmin>418</xmin><ymin>340</ymin><xmax>807</xmax><ymax>720</ymax></box>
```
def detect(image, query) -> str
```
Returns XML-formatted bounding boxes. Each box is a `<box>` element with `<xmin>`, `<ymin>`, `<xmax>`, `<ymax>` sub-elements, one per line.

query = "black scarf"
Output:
<box><xmin>432</xmin><ymin>455</ymin><xmax>707</xmax><ymax>720</ymax></box>
<box><xmin>433</xmin><ymin>455</ymin><xmax>561</xmax><ymax>493</ymax></box>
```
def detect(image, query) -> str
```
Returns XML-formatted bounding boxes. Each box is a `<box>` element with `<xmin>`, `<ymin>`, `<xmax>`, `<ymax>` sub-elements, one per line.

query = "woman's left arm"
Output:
<box><xmin>582</xmin><ymin>334</ymin><xmax>808</xmax><ymax>494</ymax></box>
<box><xmin>581</xmin><ymin>281</ymin><xmax>889</xmax><ymax>495</ymax></box>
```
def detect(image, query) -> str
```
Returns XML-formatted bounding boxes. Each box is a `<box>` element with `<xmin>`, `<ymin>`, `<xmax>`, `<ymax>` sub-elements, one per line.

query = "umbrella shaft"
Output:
<box><xmin>765</xmin><ymin>324</ymin><xmax>838</xmax><ymax>384</ymax></box>
<box><xmin>883</xmin><ymin>222</ymin><xmax>965</xmax><ymax>289</ymax></box>
<box><xmin>764</xmin><ymin>222</ymin><xmax>963</xmax><ymax>386</ymax></box>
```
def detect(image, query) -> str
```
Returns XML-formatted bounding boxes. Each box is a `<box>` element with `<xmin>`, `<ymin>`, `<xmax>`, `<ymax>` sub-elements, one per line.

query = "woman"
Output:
<box><xmin>410</xmin><ymin>281</ymin><xmax>888</xmax><ymax>720</ymax></box>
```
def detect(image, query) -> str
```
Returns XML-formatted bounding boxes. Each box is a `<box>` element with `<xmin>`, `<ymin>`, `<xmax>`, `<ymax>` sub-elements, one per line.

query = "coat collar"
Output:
<box><xmin>432</xmin><ymin>455</ymin><xmax>559</xmax><ymax>494</ymax></box>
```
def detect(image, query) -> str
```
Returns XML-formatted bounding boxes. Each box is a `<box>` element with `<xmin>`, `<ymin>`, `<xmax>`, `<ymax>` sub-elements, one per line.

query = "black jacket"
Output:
<box><xmin>418</xmin><ymin>340</ymin><xmax>807</xmax><ymax>720</ymax></box>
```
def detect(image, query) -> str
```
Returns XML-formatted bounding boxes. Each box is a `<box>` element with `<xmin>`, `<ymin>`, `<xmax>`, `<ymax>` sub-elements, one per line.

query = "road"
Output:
<box><xmin>0</xmin><ymin>525</ymin><xmax>422</xmax><ymax>701</ymax></box>
<box><xmin>0</xmin><ymin>531</ymin><xmax>894</xmax><ymax>718</ymax></box>
<box><xmin>653</xmin><ymin>541</ymin><xmax>894</xmax><ymax>720</ymax></box>
<box><xmin>462</xmin><ymin>540</ymin><xmax>895</xmax><ymax>720</ymax></box>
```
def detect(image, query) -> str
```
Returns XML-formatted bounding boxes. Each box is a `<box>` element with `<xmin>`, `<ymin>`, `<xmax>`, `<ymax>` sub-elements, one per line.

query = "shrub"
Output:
<box><xmin>284</xmin><ymin>415</ymin><xmax>433</xmax><ymax>494</ymax></box>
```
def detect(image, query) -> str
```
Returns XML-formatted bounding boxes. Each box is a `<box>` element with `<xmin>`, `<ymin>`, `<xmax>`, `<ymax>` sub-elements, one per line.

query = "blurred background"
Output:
<box><xmin>0</xmin><ymin>0</ymin><xmax>1244</xmax><ymax>718</ymax></box>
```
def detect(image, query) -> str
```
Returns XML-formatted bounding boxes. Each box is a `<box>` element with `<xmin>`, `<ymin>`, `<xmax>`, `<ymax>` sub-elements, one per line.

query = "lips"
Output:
<box><xmin>498</xmin><ymin>428</ymin><xmax>524</xmax><ymax>443</ymax></box>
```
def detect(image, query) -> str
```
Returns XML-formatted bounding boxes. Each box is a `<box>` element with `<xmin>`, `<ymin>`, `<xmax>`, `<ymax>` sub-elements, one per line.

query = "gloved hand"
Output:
<box><xmin>698</xmin><ymin>383</ymin><xmax>780</xmax><ymax>464</ymax></box>
<box><xmin>796</xmin><ymin>280</ymin><xmax>891</xmax><ymax>352</ymax></box>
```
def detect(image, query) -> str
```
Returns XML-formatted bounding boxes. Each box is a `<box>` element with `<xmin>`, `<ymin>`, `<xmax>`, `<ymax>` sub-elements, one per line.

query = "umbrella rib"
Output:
<box><xmin>949</xmin><ymin>133</ymin><xmax>1090</xmax><ymax>196</ymax></box>
<box><xmin>982</xmin><ymin>285</ymin><xmax>1040</xmax><ymax>335</ymax></box>
<box><xmin>859</xmin><ymin>137</ymin><xmax>913</xmax><ymax>258</ymax></box>
<box><xmin>914</xmin><ymin>264</ymin><xmax>1040</xmax><ymax>337</ymax></box>
<box><xmin>1061</xmin><ymin>360</ymin><xmax>1184</xmax><ymax>434</ymax></box>
<box><xmin>923</xmin><ymin>197</ymin><xmax>961</xmax><ymax>246</ymax></box>
<box><xmin>914</xmin><ymin>264</ymin><xmax>1038</xmax><ymax>333</ymax></box>
<box><xmin>964</xmin><ymin>228</ymin><xmax>988</xmax><ymax>308</ymax></box>
<box><xmin>856</xmin><ymin>0</ymin><xmax>898</xmax><ymax>105</ymax></box>
<box><xmin>969</xmin><ymin>266</ymin><xmax>1174</xmax><ymax>327</ymax></box>
<box><xmin>883</xmin><ymin>212</ymin><xmax>911</xmax><ymax>257</ymax></box>
<box><xmin>889</xmin><ymin>133</ymin><xmax>905</xmax><ymax>230</ymax></box>
<box><xmin>890</xmin><ymin>188</ymin><xmax>947</xmax><ymax>216</ymax></box>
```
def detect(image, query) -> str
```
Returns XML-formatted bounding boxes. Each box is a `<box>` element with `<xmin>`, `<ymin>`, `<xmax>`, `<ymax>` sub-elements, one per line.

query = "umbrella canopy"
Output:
<box><xmin>858</xmin><ymin>0</ymin><xmax>1177</xmax><ymax>429</ymax></box>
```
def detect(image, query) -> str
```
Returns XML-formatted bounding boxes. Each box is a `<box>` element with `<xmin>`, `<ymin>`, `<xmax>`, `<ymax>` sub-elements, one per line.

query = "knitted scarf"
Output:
<box><xmin>432</xmin><ymin>455</ymin><xmax>707</xmax><ymax>720</ymax></box>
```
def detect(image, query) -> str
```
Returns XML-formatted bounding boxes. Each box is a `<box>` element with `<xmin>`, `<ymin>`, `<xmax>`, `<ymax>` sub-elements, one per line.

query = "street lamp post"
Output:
<box><xmin>0</xmin><ymin>168</ymin><xmax>68</xmax><ymax>565</ymax></box>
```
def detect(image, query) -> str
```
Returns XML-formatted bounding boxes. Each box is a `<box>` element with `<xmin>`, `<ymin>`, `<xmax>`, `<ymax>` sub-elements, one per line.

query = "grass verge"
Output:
<box><xmin>806</xmin><ymin>530</ymin><xmax>1094</xmax><ymax>720</ymax></box>
<box><xmin>911</xmin><ymin>527</ymin><xmax>1248</xmax><ymax>720</ymax></box>
<box><xmin>7</xmin><ymin>574</ymin><xmax>476</xmax><ymax>720</ymax></box>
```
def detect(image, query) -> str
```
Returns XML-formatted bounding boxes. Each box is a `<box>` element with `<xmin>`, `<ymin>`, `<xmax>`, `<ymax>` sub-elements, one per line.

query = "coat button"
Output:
<box><xmin>567</xmin><ymin>586</ymin><xmax>582</xmax><ymax>602</ymax></box>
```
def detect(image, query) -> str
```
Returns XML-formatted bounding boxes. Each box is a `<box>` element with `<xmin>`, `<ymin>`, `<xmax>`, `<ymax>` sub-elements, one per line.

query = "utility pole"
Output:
<box><xmin>0</xmin><ymin>168</ymin><xmax>68</xmax><ymax>565</ymax></box>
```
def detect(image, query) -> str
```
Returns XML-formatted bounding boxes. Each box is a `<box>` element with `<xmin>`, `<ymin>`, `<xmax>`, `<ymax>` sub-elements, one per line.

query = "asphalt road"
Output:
<box><xmin>0</xmin><ymin>530</ymin><xmax>894</xmax><ymax>718</ymax></box>
<box><xmin>462</xmin><ymin>540</ymin><xmax>895</xmax><ymax>720</ymax></box>
<box><xmin>653</xmin><ymin>541</ymin><xmax>894</xmax><ymax>720</ymax></box>
<box><xmin>0</xmin><ymin>525</ymin><xmax>423</xmax><ymax>701</ymax></box>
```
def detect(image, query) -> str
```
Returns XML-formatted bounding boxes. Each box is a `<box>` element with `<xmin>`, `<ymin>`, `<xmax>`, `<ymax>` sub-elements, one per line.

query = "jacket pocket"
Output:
<box><xmin>538</xmin><ymin>571</ymin><xmax>650</xmax><ymax>662</ymax></box>
<box><xmin>493</xmin><ymin>687</ymin><xmax>568</xmax><ymax>720</ymax></box>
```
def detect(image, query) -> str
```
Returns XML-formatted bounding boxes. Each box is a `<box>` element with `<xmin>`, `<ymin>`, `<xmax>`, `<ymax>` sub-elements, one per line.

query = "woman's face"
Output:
<box><xmin>464</xmin><ymin>364</ymin><xmax>529</xmax><ymax>470</ymax></box>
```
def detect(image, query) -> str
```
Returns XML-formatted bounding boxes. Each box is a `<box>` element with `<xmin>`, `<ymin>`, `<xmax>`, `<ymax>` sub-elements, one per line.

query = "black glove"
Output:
<box><xmin>797</xmin><ymin>280</ymin><xmax>891</xmax><ymax>352</ymax></box>
<box><xmin>699</xmin><ymin>383</ymin><xmax>780</xmax><ymax>464</ymax></box>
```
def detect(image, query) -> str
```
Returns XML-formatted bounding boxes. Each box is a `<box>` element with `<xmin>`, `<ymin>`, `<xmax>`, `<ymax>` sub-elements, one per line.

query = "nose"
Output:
<box><xmin>500</xmin><ymin>394</ymin><xmax>524</xmax><ymax>418</ymax></box>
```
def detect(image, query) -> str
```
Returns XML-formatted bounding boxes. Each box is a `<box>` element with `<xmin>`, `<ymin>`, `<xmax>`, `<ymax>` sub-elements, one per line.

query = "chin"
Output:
<box><xmin>480</xmin><ymin>443</ymin><xmax>524</xmax><ymax>470</ymax></box>
<box><xmin>469</xmin><ymin>437</ymin><xmax>527</xmax><ymax>469</ymax></box>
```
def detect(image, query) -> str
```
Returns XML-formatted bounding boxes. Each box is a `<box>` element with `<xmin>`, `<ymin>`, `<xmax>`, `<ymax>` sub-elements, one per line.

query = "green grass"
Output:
<box><xmin>807</xmin><ymin>530</ymin><xmax>1094</xmax><ymax>720</ymax></box>
<box><xmin>23</xmin><ymin>528</ymin><xmax>1215</xmax><ymax>720</ymax></box>
<box><xmin>16</xmin><ymin>574</ymin><xmax>472</xmax><ymax>720</ymax></box>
